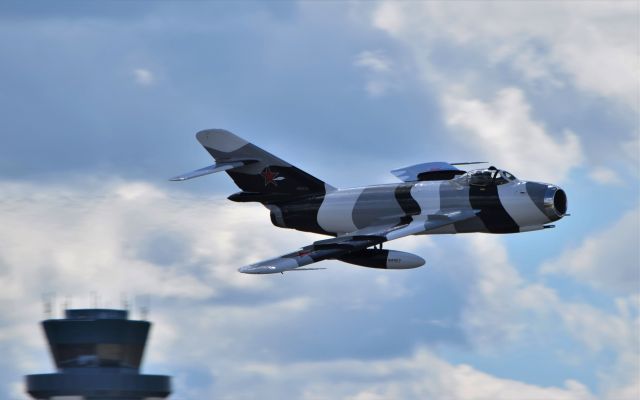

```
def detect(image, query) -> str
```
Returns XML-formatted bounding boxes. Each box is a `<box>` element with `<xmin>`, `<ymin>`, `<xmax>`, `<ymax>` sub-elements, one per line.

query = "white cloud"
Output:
<box><xmin>354</xmin><ymin>50</ymin><xmax>392</xmax><ymax>73</ymax></box>
<box><xmin>623</xmin><ymin>134</ymin><xmax>640</xmax><ymax>167</ymax></box>
<box><xmin>133</xmin><ymin>68</ymin><xmax>155</xmax><ymax>86</ymax></box>
<box><xmin>353</xmin><ymin>50</ymin><xmax>397</xmax><ymax>97</ymax></box>
<box><xmin>1</xmin><ymin>178</ymin><xmax>637</xmax><ymax>399</ymax></box>
<box><xmin>589</xmin><ymin>166</ymin><xmax>624</xmax><ymax>185</ymax></box>
<box><xmin>0</xmin><ymin>178</ymin><xmax>301</xmax><ymax>387</ymax></box>
<box><xmin>556</xmin><ymin>296</ymin><xmax>640</xmax><ymax>400</ymax></box>
<box><xmin>221</xmin><ymin>347</ymin><xmax>595</xmax><ymax>400</ymax></box>
<box><xmin>0</xmin><ymin>180</ymin><xmax>278</xmax><ymax>303</ymax></box>
<box><xmin>371</xmin><ymin>2</ymin><xmax>639</xmax><ymax>110</ymax></box>
<box><xmin>449</xmin><ymin>235</ymin><xmax>568</xmax><ymax>353</ymax></box>
<box><xmin>541</xmin><ymin>208</ymin><xmax>640</xmax><ymax>295</ymax></box>
<box><xmin>458</xmin><ymin>235</ymin><xmax>528</xmax><ymax>346</ymax></box>
<box><xmin>0</xmin><ymin>178</ymin><xmax>415</xmax><ymax>397</ymax></box>
<box><xmin>366</xmin><ymin>2</ymin><xmax>638</xmax><ymax>178</ymax></box>
<box><xmin>442</xmin><ymin>87</ymin><xmax>583</xmax><ymax>182</ymax></box>
<box><xmin>452</xmin><ymin>234</ymin><xmax>639</xmax><ymax>398</ymax></box>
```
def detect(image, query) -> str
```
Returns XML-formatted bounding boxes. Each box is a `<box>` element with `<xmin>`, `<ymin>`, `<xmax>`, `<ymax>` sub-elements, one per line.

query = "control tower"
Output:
<box><xmin>25</xmin><ymin>308</ymin><xmax>171</xmax><ymax>399</ymax></box>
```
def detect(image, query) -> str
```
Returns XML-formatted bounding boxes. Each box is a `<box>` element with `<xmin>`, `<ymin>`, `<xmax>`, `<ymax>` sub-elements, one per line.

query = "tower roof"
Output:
<box><xmin>64</xmin><ymin>308</ymin><xmax>128</xmax><ymax>320</ymax></box>
<box><xmin>26</xmin><ymin>308</ymin><xmax>171</xmax><ymax>399</ymax></box>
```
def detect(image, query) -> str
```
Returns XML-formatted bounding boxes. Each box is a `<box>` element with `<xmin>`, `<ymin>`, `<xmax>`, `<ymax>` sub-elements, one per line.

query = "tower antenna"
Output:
<box><xmin>139</xmin><ymin>295</ymin><xmax>150</xmax><ymax>320</ymax></box>
<box><xmin>42</xmin><ymin>293</ymin><xmax>52</xmax><ymax>319</ymax></box>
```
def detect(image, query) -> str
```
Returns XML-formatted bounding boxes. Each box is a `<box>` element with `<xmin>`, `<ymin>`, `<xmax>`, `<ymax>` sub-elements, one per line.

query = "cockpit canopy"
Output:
<box><xmin>457</xmin><ymin>167</ymin><xmax>517</xmax><ymax>186</ymax></box>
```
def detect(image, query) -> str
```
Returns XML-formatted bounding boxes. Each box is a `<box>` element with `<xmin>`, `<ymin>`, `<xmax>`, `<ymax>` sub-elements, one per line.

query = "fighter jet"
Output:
<box><xmin>171</xmin><ymin>129</ymin><xmax>568</xmax><ymax>274</ymax></box>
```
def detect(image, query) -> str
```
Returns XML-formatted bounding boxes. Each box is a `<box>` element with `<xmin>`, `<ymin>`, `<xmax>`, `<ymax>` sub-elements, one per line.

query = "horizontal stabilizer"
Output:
<box><xmin>169</xmin><ymin>159</ymin><xmax>257</xmax><ymax>181</ymax></box>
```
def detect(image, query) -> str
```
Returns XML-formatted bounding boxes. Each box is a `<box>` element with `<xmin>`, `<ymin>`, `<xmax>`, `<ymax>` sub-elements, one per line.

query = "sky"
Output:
<box><xmin>0</xmin><ymin>1</ymin><xmax>638</xmax><ymax>399</ymax></box>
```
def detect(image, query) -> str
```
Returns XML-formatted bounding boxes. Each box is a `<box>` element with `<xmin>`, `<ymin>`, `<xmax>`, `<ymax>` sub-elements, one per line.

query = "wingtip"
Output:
<box><xmin>196</xmin><ymin>129</ymin><xmax>248</xmax><ymax>152</ymax></box>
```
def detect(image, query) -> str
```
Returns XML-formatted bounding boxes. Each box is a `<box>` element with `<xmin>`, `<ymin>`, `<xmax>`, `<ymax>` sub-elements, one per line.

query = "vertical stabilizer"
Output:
<box><xmin>196</xmin><ymin>129</ymin><xmax>334</xmax><ymax>201</ymax></box>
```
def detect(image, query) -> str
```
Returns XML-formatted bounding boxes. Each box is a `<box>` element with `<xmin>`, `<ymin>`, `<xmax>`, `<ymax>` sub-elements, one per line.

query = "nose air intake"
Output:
<box><xmin>543</xmin><ymin>185</ymin><xmax>567</xmax><ymax>220</ymax></box>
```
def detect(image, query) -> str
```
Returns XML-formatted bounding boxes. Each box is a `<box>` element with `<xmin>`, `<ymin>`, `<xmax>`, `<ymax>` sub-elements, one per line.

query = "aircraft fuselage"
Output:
<box><xmin>268</xmin><ymin>179</ymin><xmax>566</xmax><ymax>236</ymax></box>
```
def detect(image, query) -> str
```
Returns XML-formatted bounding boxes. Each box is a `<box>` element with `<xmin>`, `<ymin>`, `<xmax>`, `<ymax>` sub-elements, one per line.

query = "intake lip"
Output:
<box><xmin>543</xmin><ymin>185</ymin><xmax>567</xmax><ymax>220</ymax></box>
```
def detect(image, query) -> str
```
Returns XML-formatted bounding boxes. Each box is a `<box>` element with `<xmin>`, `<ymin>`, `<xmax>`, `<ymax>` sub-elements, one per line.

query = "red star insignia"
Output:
<box><xmin>261</xmin><ymin>167</ymin><xmax>280</xmax><ymax>187</ymax></box>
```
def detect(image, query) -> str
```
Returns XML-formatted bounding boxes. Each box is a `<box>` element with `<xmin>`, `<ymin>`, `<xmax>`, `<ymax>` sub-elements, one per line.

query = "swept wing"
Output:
<box><xmin>238</xmin><ymin>210</ymin><xmax>478</xmax><ymax>274</ymax></box>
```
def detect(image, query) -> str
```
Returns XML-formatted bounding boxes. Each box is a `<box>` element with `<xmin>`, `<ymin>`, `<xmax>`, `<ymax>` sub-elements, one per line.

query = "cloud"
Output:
<box><xmin>450</xmin><ymin>234</ymin><xmax>639</xmax><ymax>399</ymax></box>
<box><xmin>0</xmin><ymin>180</ymin><xmax>278</xmax><ymax>303</ymax></box>
<box><xmin>371</xmin><ymin>2</ymin><xmax>639</xmax><ymax>110</ymax></box>
<box><xmin>218</xmin><ymin>347</ymin><xmax>595</xmax><ymax>400</ymax></box>
<box><xmin>541</xmin><ymin>208</ymin><xmax>640</xmax><ymax>295</ymax></box>
<box><xmin>354</xmin><ymin>50</ymin><xmax>392</xmax><ymax>73</ymax></box>
<box><xmin>556</xmin><ymin>296</ymin><xmax>640</xmax><ymax>400</ymax></box>
<box><xmin>589</xmin><ymin>166</ymin><xmax>624</xmax><ymax>185</ymax></box>
<box><xmin>1</xmin><ymin>178</ymin><xmax>637</xmax><ymax>399</ymax></box>
<box><xmin>442</xmin><ymin>87</ymin><xmax>583</xmax><ymax>182</ymax></box>
<box><xmin>133</xmin><ymin>68</ymin><xmax>154</xmax><ymax>86</ymax></box>
<box><xmin>0</xmin><ymin>178</ymin><xmax>299</xmax><ymax>393</ymax></box>
<box><xmin>353</xmin><ymin>50</ymin><xmax>396</xmax><ymax>97</ymax></box>
<box><xmin>0</xmin><ymin>178</ymin><xmax>419</xmax><ymax>397</ymax></box>
<box><xmin>457</xmin><ymin>235</ymin><xmax>558</xmax><ymax>348</ymax></box>
<box><xmin>623</xmin><ymin>134</ymin><xmax>640</xmax><ymax>168</ymax></box>
<box><xmin>366</xmin><ymin>2</ymin><xmax>638</xmax><ymax>179</ymax></box>
<box><xmin>1</xmin><ymin>3</ymin><xmax>637</xmax><ymax>399</ymax></box>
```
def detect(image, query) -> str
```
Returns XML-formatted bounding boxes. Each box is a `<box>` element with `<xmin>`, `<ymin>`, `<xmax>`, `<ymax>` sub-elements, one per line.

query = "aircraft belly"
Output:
<box><xmin>498</xmin><ymin>183</ymin><xmax>548</xmax><ymax>228</ymax></box>
<box><xmin>317</xmin><ymin>189</ymin><xmax>364</xmax><ymax>234</ymax></box>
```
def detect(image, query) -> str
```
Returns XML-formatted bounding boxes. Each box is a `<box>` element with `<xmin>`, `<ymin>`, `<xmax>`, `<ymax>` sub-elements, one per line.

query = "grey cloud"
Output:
<box><xmin>2</xmin><ymin>179</ymin><xmax>637</xmax><ymax>399</ymax></box>
<box><xmin>541</xmin><ymin>207</ymin><xmax>640</xmax><ymax>295</ymax></box>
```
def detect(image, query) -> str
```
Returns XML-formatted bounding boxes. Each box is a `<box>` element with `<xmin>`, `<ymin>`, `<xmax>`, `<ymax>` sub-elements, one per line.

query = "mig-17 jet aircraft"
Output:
<box><xmin>171</xmin><ymin>129</ymin><xmax>568</xmax><ymax>274</ymax></box>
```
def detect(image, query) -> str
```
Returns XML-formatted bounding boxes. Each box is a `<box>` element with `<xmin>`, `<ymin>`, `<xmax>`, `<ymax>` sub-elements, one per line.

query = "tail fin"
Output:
<box><xmin>194</xmin><ymin>129</ymin><xmax>334</xmax><ymax>202</ymax></box>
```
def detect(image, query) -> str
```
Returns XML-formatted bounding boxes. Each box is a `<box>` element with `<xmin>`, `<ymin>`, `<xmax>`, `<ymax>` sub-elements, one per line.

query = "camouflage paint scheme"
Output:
<box><xmin>171</xmin><ymin>129</ymin><xmax>567</xmax><ymax>274</ymax></box>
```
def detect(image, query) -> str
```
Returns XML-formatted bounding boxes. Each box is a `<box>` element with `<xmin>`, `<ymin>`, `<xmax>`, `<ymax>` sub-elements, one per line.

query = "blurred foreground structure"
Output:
<box><xmin>25</xmin><ymin>308</ymin><xmax>171</xmax><ymax>399</ymax></box>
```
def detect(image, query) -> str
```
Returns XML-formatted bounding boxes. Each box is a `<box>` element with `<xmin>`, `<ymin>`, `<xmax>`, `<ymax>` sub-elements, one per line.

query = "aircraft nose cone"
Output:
<box><xmin>543</xmin><ymin>184</ymin><xmax>567</xmax><ymax>221</ymax></box>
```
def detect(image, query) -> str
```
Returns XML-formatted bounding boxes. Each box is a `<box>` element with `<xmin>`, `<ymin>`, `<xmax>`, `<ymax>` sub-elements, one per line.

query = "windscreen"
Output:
<box><xmin>458</xmin><ymin>168</ymin><xmax>515</xmax><ymax>186</ymax></box>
